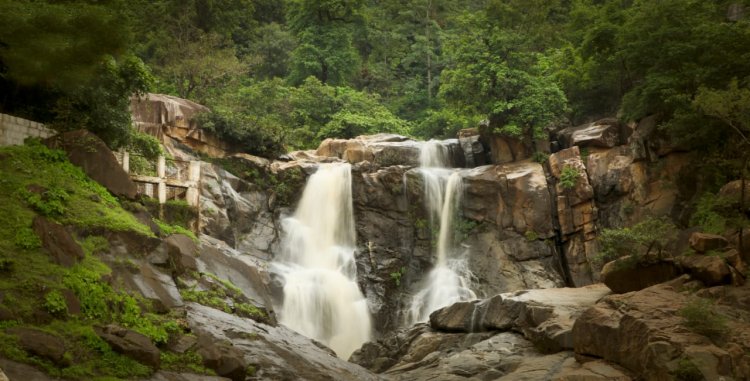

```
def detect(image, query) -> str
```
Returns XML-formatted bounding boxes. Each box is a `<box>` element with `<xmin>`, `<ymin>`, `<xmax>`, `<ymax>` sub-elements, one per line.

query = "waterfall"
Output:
<box><xmin>407</xmin><ymin>141</ymin><xmax>477</xmax><ymax>324</ymax></box>
<box><xmin>271</xmin><ymin>163</ymin><xmax>371</xmax><ymax>359</ymax></box>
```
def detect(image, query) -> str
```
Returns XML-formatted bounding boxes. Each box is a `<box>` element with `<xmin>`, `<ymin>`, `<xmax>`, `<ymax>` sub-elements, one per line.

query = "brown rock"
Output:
<box><xmin>429</xmin><ymin>301</ymin><xmax>478</xmax><ymax>332</ymax></box>
<box><xmin>557</xmin><ymin>118</ymin><xmax>625</xmax><ymax>149</ymax></box>
<box><xmin>689</xmin><ymin>232</ymin><xmax>729</xmax><ymax>253</ymax></box>
<box><xmin>462</xmin><ymin>162</ymin><xmax>554</xmax><ymax>236</ymax></box>
<box><xmin>32</xmin><ymin>216</ymin><xmax>84</xmax><ymax>267</ymax></box>
<box><xmin>679</xmin><ymin>255</ymin><xmax>732</xmax><ymax>286</ymax></box>
<box><xmin>7</xmin><ymin>327</ymin><xmax>68</xmax><ymax>366</ymax></box>
<box><xmin>44</xmin><ymin>130</ymin><xmax>137</xmax><ymax>199</ymax></box>
<box><xmin>600</xmin><ymin>256</ymin><xmax>681</xmax><ymax>294</ymax></box>
<box><xmin>196</xmin><ymin>339</ymin><xmax>248</xmax><ymax>381</ymax></box>
<box><xmin>572</xmin><ymin>282</ymin><xmax>745</xmax><ymax>380</ymax></box>
<box><xmin>164</xmin><ymin>234</ymin><xmax>198</xmax><ymax>275</ymax></box>
<box><xmin>94</xmin><ymin>324</ymin><xmax>160</xmax><ymax>368</ymax></box>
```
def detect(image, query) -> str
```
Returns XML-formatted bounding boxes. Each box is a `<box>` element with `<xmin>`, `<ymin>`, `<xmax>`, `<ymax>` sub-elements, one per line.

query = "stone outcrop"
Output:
<box><xmin>6</xmin><ymin>328</ymin><xmax>68</xmax><ymax>366</ymax></box>
<box><xmin>600</xmin><ymin>256</ymin><xmax>681</xmax><ymax>293</ymax></box>
<box><xmin>351</xmin><ymin>286</ymin><xmax>632</xmax><ymax>381</ymax></box>
<box><xmin>429</xmin><ymin>284</ymin><xmax>611</xmax><ymax>352</ymax></box>
<box><xmin>317</xmin><ymin>134</ymin><xmax>464</xmax><ymax>168</ymax></box>
<box><xmin>549</xmin><ymin>146</ymin><xmax>599</xmax><ymax>286</ymax></box>
<box><xmin>94</xmin><ymin>324</ymin><xmax>161</xmax><ymax>368</ymax></box>
<box><xmin>32</xmin><ymin>216</ymin><xmax>85</xmax><ymax>267</ymax></box>
<box><xmin>573</xmin><ymin>278</ymin><xmax>750</xmax><ymax>380</ymax></box>
<box><xmin>44</xmin><ymin>130</ymin><xmax>137</xmax><ymax>199</ymax></box>
<box><xmin>689</xmin><ymin>232</ymin><xmax>729</xmax><ymax>253</ymax></box>
<box><xmin>185</xmin><ymin>303</ymin><xmax>379</xmax><ymax>381</ymax></box>
<box><xmin>557</xmin><ymin>118</ymin><xmax>629</xmax><ymax>149</ymax></box>
<box><xmin>130</xmin><ymin>93</ymin><xmax>226</xmax><ymax>158</ymax></box>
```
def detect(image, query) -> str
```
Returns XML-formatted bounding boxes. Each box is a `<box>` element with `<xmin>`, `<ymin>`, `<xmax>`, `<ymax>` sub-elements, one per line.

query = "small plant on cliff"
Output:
<box><xmin>390</xmin><ymin>267</ymin><xmax>407</xmax><ymax>287</ymax></box>
<box><xmin>679</xmin><ymin>298</ymin><xmax>728</xmax><ymax>340</ymax></box>
<box><xmin>559</xmin><ymin>165</ymin><xmax>579</xmax><ymax>189</ymax></box>
<box><xmin>597</xmin><ymin>217</ymin><xmax>677</xmax><ymax>265</ymax></box>
<box><xmin>671</xmin><ymin>357</ymin><xmax>703</xmax><ymax>381</ymax></box>
<box><xmin>531</xmin><ymin>151</ymin><xmax>549</xmax><ymax>164</ymax></box>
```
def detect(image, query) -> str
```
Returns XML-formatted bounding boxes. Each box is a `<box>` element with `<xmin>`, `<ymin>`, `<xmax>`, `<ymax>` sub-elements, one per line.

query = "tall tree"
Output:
<box><xmin>286</xmin><ymin>0</ymin><xmax>363</xmax><ymax>85</ymax></box>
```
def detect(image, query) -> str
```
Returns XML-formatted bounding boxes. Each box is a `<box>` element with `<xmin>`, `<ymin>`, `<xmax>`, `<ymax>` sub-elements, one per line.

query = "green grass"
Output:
<box><xmin>0</xmin><ymin>143</ymin><xmax>182</xmax><ymax>379</ymax></box>
<box><xmin>153</xmin><ymin>218</ymin><xmax>198</xmax><ymax>242</ymax></box>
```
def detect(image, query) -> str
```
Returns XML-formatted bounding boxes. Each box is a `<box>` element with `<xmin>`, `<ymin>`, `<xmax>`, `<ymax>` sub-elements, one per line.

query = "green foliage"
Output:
<box><xmin>559</xmin><ymin>166</ymin><xmax>580</xmax><ymax>189</ymax></box>
<box><xmin>20</xmin><ymin>186</ymin><xmax>70</xmax><ymax>217</ymax></box>
<box><xmin>14</xmin><ymin>227</ymin><xmax>41</xmax><ymax>250</ymax></box>
<box><xmin>679</xmin><ymin>298</ymin><xmax>728</xmax><ymax>340</ymax></box>
<box><xmin>597</xmin><ymin>217</ymin><xmax>678</xmax><ymax>264</ymax></box>
<box><xmin>153</xmin><ymin>218</ymin><xmax>198</xmax><ymax>243</ymax></box>
<box><xmin>389</xmin><ymin>267</ymin><xmax>407</xmax><ymax>287</ymax></box>
<box><xmin>160</xmin><ymin>350</ymin><xmax>215</xmax><ymax>375</ymax></box>
<box><xmin>532</xmin><ymin>151</ymin><xmax>549</xmax><ymax>164</ymax></box>
<box><xmin>454</xmin><ymin>218</ymin><xmax>479</xmax><ymax>243</ymax></box>
<box><xmin>671</xmin><ymin>356</ymin><xmax>703</xmax><ymax>381</ymax></box>
<box><xmin>0</xmin><ymin>258</ymin><xmax>13</xmax><ymax>272</ymax></box>
<box><xmin>525</xmin><ymin>231</ymin><xmax>539</xmax><ymax>242</ymax></box>
<box><xmin>180</xmin><ymin>272</ymin><xmax>270</xmax><ymax>322</ymax></box>
<box><xmin>690</xmin><ymin>193</ymin><xmax>747</xmax><ymax>235</ymax></box>
<box><xmin>44</xmin><ymin>290</ymin><xmax>68</xmax><ymax>317</ymax></box>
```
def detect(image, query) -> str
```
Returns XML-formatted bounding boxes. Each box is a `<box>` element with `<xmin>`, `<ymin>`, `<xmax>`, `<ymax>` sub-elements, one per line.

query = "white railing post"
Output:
<box><xmin>122</xmin><ymin>151</ymin><xmax>130</xmax><ymax>173</ymax></box>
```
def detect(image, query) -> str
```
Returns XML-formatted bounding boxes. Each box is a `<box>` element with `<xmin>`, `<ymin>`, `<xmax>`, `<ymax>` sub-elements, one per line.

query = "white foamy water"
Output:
<box><xmin>272</xmin><ymin>164</ymin><xmax>371</xmax><ymax>359</ymax></box>
<box><xmin>408</xmin><ymin>141</ymin><xmax>476</xmax><ymax>324</ymax></box>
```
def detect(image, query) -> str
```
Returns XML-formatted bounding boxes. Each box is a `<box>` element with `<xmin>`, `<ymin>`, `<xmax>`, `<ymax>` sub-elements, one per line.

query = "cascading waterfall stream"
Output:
<box><xmin>408</xmin><ymin>141</ymin><xmax>477</xmax><ymax>324</ymax></box>
<box><xmin>271</xmin><ymin>163</ymin><xmax>371</xmax><ymax>359</ymax></box>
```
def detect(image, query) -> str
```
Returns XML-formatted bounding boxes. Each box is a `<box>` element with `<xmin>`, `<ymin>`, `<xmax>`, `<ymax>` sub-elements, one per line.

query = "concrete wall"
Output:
<box><xmin>0</xmin><ymin>113</ymin><xmax>54</xmax><ymax>146</ymax></box>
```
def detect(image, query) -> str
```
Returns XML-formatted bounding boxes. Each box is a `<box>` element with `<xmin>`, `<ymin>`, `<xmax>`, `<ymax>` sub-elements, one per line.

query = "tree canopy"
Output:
<box><xmin>0</xmin><ymin>0</ymin><xmax>748</xmax><ymax>160</ymax></box>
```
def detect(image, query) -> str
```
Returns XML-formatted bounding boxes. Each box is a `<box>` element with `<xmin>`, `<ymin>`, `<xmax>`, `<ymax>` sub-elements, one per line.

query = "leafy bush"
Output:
<box><xmin>44</xmin><ymin>290</ymin><xmax>68</xmax><ymax>316</ymax></box>
<box><xmin>597</xmin><ymin>217</ymin><xmax>677</xmax><ymax>265</ymax></box>
<box><xmin>14</xmin><ymin>227</ymin><xmax>41</xmax><ymax>250</ymax></box>
<box><xmin>690</xmin><ymin>193</ymin><xmax>744</xmax><ymax>235</ymax></box>
<box><xmin>532</xmin><ymin>151</ymin><xmax>549</xmax><ymax>164</ymax></box>
<box><xmin>559</xmin><ymin>165</ymin><xmax>580</xmax><ymax>189</ymax></box>
<box><xmin>671</xmin><ymin>357</ymin><xmax>703</xmax><ymax>381</ymax></box>
<box><xmin>679</xmin><ymin>298</ymin><xmax>728</xmax><ymax>340</ymax></box>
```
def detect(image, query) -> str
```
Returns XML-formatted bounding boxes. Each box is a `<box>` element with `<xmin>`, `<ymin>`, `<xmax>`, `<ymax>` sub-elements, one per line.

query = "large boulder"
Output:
<box><xmin>195</xmin><ymin>338</ymin><xmax>248</xmax><ymax>381</ymax></box>
<box><xmin>32</xmin><ymin>216</ymin><xmax>84</xmax><ymax>267</ymax></box>
<box><xmin>94</xmin><ymin>324</ymin><xmax>161</xmax><ymax>368</ymax></box>
<box><xmin>316</xmin><ymin>134</ymin><xmax>464</xmax><ymax>167</ymax></box>
<box><xmin>549</xmin><ymin>147</ymin><xmax>598</xmax><ymax>286</ymax></box>
<box><xmin>44</xmin><ymin>130</ymin><xmax>137</xmax><ymax>199</ymax></box>
<box><xmin>557</xmin><ymin>118</ymin><xmax>628</xmax><ymax>149</ymax></box>
<box><xmin>601</xmin><ymin>256</ymin><xmax>681</xmax><ymax>294</ymax></box>
<box><xmin>185</xmin><ymin>303</ymin><xmax>380</xmax><ymax>380</ymax></box>
<box><xmin>351</xmin><ymin>323</ymin><xmax>631</xmax><ymax>380</ymax></box>
<box><xmin>689</xmin><ymin>232</ymin><xmax>729</xmax><ymax>253</ymax></box>
<box><xmin>6</xmin><ymin>327</ymin><xmax>68</xmax><ymax>366</ymax></box>
<box><xmin>678</xmin><ymin>255</ymin><xmax>733</xmax><ymax>286</ymax></box>
<box><xmin>462</xmin><ymin>162</ymin><xmax>554</xmax><ymax>237</ymax></box>
<box><xmin>573</xmin><ymin>279</ymin><xmax>750</xmax><ymax>380</ymax></box>
<box><xmin>428</xmin><ymin>285</ymin><xmax>611</xmax><ymax>353</ymax></box>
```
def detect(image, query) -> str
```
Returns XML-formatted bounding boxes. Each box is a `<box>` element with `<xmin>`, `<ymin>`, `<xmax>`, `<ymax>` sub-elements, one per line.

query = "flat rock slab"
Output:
<box><xmin>185</xmin><ymin>303</ymin><xmax>381</xmax><ymax>381</ymax></box>
<box><xmin>430</xmin><ymin>284</ymin><xmax>611</xmax><ymax>353</ymax></box>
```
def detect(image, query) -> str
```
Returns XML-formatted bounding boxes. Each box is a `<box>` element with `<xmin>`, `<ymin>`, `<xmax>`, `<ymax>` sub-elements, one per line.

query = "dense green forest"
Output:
<box><xmin>1</xmin><ymin>0</ymin><xmax>749</xmax><ymax>177</ymax></box>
